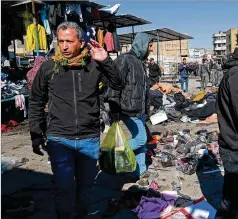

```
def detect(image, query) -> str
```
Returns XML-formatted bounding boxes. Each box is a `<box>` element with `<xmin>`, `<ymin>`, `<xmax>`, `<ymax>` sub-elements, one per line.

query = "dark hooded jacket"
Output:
<box><xmin>108</xmin><ymin>33</ymin><xmax>152</xmax><ymax>118</ymax></box>
<box><xmin>29</xmin><ymin>57</ymin><xmax>122</xmax><ymax>141</ymax></box>
<box><xmin>217</xmin><ymin>48</ymin><xmax>238</xmax><ymax>153</ymax></box>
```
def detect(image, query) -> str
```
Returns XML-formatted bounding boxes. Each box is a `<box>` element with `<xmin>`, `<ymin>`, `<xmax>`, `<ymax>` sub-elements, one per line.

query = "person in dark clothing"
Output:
<box><xmin>198</xmin><ymin>58</ymin><xmax>210</xmax><ymax>90</ymax></box>
<box><xmin>108</xmin><ymin>33</ymin><xmax>153</xmax><ymax>180</ymax></box>
<box><xmin>99</xmin><ymin>78</ymin><xmax>111</xmax><ymax>134</ymax></box>
<box><xmin>178</xmin><ymin>58</ymin><xmax>189</xmax><ymax>92</ymax></box>
<box><xmin>28</xmin><ymin>22</ymin><xmax>122</xmax><ymax>219</ymax></box>
<box><xmin>216</xmin><ymin>47</ymin><xmax>238</xmax><ymax>219</ymax></box>
<box><xmin>148</xmin><ymin>57</ymin><xmax>161</xmax><ymax>87</ymax></box>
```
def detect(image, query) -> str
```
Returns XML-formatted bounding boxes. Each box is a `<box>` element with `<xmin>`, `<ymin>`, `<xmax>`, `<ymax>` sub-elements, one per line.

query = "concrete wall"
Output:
<box><xmin>226</xmin><ymin>28</ymin><xmax>238</xmax><ymax>54</ymax></box>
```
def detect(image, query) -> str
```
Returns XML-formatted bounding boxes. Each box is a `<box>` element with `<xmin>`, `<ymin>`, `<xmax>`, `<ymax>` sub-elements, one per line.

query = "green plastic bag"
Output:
<box><xmin>99</xmin><ymin>122</ymin><xmax>137</xmax><ymax>174</ymax></box>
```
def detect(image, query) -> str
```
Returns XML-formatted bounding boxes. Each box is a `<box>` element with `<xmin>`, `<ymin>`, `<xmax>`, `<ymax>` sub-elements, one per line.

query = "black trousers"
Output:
<box><xmin>215</xmin><ymin>148</ymin><xmax>238</xmax><ymax>219</ymax></box>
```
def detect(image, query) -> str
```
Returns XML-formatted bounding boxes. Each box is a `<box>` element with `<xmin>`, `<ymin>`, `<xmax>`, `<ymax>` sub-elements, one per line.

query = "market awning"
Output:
<box><xmin>119</xmin><ymin>28</ymin><xmax>194</xmax><ymax>45</ymax></box>
<box><xmin>10</xmin><ymin>0</ymin><xmax>43</xmax><ymax>7</ymax></box>
<box><xmin>93</xmin><ymin>14</ymin><xmax>151</xmax><ymax>29</ymax></box>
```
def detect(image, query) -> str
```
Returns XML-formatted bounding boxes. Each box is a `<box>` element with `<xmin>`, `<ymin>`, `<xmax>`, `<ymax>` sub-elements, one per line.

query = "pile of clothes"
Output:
<box><xmin>1</xmin><ymin>120</ymin><xmax>19</xmax><ymax>132</ymax></box>
<box><xmin>149</xmin><ymin>83</ymin><xmax>218</xmax><ymax>125</ymax></box>
<box><xmin>1</xmin><ymin>72</ymin><xmax>28</xmax><ymax>100</ymax></box>
<box><xmin>148</xmin><ymin>129</ymin><xmax>222</xmax><ymax>175</ymax></box>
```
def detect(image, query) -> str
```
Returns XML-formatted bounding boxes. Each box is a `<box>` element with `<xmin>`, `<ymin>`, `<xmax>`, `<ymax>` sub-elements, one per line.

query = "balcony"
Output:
<box><xmin>214</xmin><ymin>46</ymin><xmax>226</xmax><ymax>51</ymax></box>
<box><xmin>213</xmin><ymin>39</ymin><xmax>226</xmax><ymax>44</ymax></box>
<box><xmin>213</xmin><ymin>33</ymin><xmax>226</xmax><ymax>37</ymax></box>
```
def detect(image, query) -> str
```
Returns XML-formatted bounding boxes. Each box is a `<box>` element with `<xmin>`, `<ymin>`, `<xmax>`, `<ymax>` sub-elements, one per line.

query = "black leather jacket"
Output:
<box><xmin>108</xmin><ymin>51</ymin><xmax>150</xmax><ymax>118</ymax></box>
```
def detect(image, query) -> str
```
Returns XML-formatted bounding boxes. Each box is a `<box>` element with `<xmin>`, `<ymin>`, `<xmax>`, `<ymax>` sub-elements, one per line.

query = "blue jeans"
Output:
<box><xmin>122</xmin><ymin>117</ymin><xmax>147</xmax><ymax>176</ymax></box>
<box><xmin>47</xmin><ymin>136</ymin><xmax>100</xmax><ymax>219</ymax></box>
<box><xmin>180</xmin><ymin>77</ymin><xmax>189</xmax><ymax>92</ymax></box>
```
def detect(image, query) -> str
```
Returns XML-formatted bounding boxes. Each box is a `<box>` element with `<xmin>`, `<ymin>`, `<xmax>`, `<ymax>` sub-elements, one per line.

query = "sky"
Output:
<box><xmin>96</xmin><ymin>0</ymin><xmax>238</xmax><ymax>49</ymax></box>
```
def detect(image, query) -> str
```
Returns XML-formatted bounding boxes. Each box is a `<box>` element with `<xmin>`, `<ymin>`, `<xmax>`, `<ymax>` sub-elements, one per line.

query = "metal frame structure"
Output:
<box><xmin>93</xmin><ymin>14</ymin><xmax>150</xmax><ymax>56</ymax></box>
<box><xmin>119</xmin><ymin>28</ymin><xmax>193</xmax><ymax>63</ymax></box>
<box><xmin>93</xmin><ymin>14</ymin><xmax>151</xmax><ymax>29</ymax></box>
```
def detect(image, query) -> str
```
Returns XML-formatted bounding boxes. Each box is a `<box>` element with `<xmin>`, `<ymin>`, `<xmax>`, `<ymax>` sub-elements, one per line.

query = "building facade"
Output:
<box><xmin>213</xmin><ymin>31</ymin><xmax>227</xmax><ymax>58</ymax></box>
<box><xmin>189</xmin><ymin>48</ymin><xmax>213</xmax><ymax>63</ymax></box>
<box><xmin>226</xmin><ymin>28</ymin><xmax>238</xmax><ymax>54</ymax></box>
<box><xmin>149</xmin><ymin>39</ymin><xmax>189</xmax><ymax>63</ymax></box>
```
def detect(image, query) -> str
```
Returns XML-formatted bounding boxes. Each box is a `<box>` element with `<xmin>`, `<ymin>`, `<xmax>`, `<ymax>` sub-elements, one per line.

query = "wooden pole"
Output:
<box><xmin>179</xmin><ymin>34</ymin><xmax>182</xmax><ymax>62</ymax></box>
<box><xmin>32</xmin><ymin>0</ymin><xmax>39</xmax><ymax>56</ymax></box>
<box><xmin>13</xmin><ymin>40</ymin><xmax>18</xmax><ymax>68</ymax></box>
<box><xmin>132</xmin><ymin>26</ymin><xmax>135</xmax><ymax>40</ymax></box>
<box><xmin>157</xmin><ymin>30</ymin><xmax>160</xmax><ymax>64</ymax></box>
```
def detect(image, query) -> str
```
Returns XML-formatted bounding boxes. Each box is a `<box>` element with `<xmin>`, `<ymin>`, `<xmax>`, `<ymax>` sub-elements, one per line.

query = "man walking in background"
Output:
<box><xmin>178</xmin><ymin>58</ymin><xmax>189</xmax><ymax>92</ymax></box>
<box><xmin>198</xmin><ymin>58</ymin><xmax>210</xmax><ymax>90</ymax></box>
<box><xmin>108</xmin><ymin>33</ymin><xmax>153</xmax><ymax>183</ymax></box>
<box><xmin>148</xmin><ymin>57</ymin><xmax>161</xmax><ymax>87</ymax></box>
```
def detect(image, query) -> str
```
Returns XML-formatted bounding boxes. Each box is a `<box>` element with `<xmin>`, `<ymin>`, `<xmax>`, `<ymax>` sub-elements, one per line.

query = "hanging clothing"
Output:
<box><xmin>15</xmin><ymin>95</ymin><xmax>27</xmax><ymax>117</ymax></box>
<box><xmin>113</xmin><ymin>31</ymin><xmax>120</xmax><ymax>52</ymax></box>
<box><xmin>82</xmin><ymin>27</ymin><xmax>94</xmax><ymax>45</ymax></box>
<box><xmin>40</xmin><ymin>4</ymin><xmax>51</xmax><ymax>35</ymax></box>
<box><xmin>26</xmin><ymin>24</ymin><xmax>48</xmax><ymax>52</ymax></box>
<box><xmin>97</xmin><ymin>29</ymin><xmax>104</xmax><ymax>46</ymax></box>
<box><xmin>48</xmin><ymin>4</ymin><xmax>64</xmax><ymax>34</ymax></box>
<box><xmin>1</xmin><ymin>25</ymin><xmax>11</xmax><ymax>60</ymax></box>
<box><xmin>91</xmin><ymin>7</ymin><xmax>100</xmax><ymax>19</ymax></box>
<box><xmin>104</xmin><ymin>32</ymin><xmax>114</xmax><ymax>52</ymax></box>
<box><xmin>11</xmin><ymin>16</ymin><xmax>24</xmax><ymax>43</ymax></box>
<box><xmin>65</xmin><ymin>3</ymin><xmax>83</xmax><ymax>22</ymax></box>
<box><xmin>23</xmin><ymin>10</ymin><xmax>33</xmax><ymax>32</ymax></box>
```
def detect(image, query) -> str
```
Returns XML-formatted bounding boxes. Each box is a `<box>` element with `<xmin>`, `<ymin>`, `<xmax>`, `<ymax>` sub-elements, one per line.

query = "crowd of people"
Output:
<box><xmin>27</xmin><ymin>21</ymin><xmax>238</xmax><ymax>219</ymax></box>
<box><xmin>176</xmin><ymin>57</ymin><xmax>224</xmax><ymax>93</ymax></box>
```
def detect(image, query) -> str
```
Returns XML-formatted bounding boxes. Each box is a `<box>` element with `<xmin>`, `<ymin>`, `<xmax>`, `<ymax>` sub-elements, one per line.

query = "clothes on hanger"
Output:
<box><xmin>91</xmin><ymin>6</ymin><xmax>100</xmax><ymax>19</ymax></box>
<box><xmin>1</xmin><ymin>25</ymin><xmax>11</xmax><ymax>60</ymax></box>
<box><xmin>48</xmin><ymin>3</ymin><xmax>64</xmax><ymax>34</ymax></box>
<box><xmin>113</xmin><ymin>31</ymin><xmax>120</xmax><ymax>52</ymax></box>
<box><xmin>82</xmin><ymin>26</ymin><xmax>94</xmax><ymax>45</ymax></box>
<box><xmin>26</xmin><ymin>24</ymin><xmax>48</xmax><ymax>52</ymax></box>
<box><xmin>104</xmin><ymin>32</ymin><xmax>114</xmax><ymax>52</ymax></box>
<box><xmin>23</xmin><ymin>10</ymin><xmax>33</xmax><ymax>32</ymax></box>
<box><xmin>2</xmin><ymin>12</ymin><xmax>24</xmax><ymax>59</ymax></box>
<box><xmin>12</xmin><ymin>17</ymin><xmax>24</xmax><ymax>43</ymax></box>
<box><xmin>97</xmin><ymin>28</ymin><xmax>104</xmax><ymax>46</ymax></box>
<box><xmin>65</xmin><ymin>3</ymin><xmax>83</xmax><ymax>22</ymax></box>
<box><xmin>40</xmin><ymin>4</ymin><xmax>51</xmax><ymax>35</ymax></box>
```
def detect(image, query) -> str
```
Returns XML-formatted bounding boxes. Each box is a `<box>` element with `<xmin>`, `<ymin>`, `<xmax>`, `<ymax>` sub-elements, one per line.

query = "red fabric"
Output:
<box><xmin>26</xmin><ymin>56</ymin><xmax>46</xmax><ymax>90</ymax></box>
<box><xmin>147</xmin><ymin>139</ymin><xmax>158</xmax><ymax>145</ymax></box>
<box><xmin>8</xmin><ymin>120</ymin><xmax>19</xmax><ymax>127</ymax></box>
<box><xmin>91</xmin><ymin>7</ymin><xmax>100</xmax><ymax>19</ymax></box>
<box><xmin>1</xmin><ymin>124</ymin><xmax>13</xmax><ymax>132</ymax></box>
<box><xmin>104</xmin><ymin>32</ymin><xmax>114</xmax><ymax>52</ymax></box>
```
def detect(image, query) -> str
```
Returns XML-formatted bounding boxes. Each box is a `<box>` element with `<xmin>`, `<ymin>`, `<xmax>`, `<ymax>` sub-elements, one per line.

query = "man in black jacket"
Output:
<box><xmin>108</xmin><ymin>33</ymin><xmax>153</xmax><ymax>181</ymax></box>
<box><xmin>148</xmin><ymin>57</ymin><xmax>161</xmax><ymax>87</ymax></box>
<box><xmin>216</xmin><ymin>48</ymin><xmax>238</xmax><ymax>219</ymax></box>
<box><xmin>28</xmin><ymin>22</ymin><xmax>122</xmax><ymax>219</ymax></box>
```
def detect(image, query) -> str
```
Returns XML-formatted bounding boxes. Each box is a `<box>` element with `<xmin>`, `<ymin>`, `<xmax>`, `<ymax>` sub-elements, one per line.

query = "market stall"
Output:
<box><xmin>119</xmin><ymin>28</ymin><xmax>194</xmax><ymax>74</ymax></box>
<box><xmin>1</xmin><ymin>0</ymin><xmax>151</xmax><ymax>126</ymax></box>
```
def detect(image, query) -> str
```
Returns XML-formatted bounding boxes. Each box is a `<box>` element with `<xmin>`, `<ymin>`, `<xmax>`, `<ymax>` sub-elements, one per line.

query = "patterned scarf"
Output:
<box><xmin>52</xmin><ymin>46</ymin><xmax>89</xmax><ymax>73</ymax></box>
<box><xmin>26</xmin><ymin>56</ymin><xmax>46</xmax><ymax>90</ymax></box>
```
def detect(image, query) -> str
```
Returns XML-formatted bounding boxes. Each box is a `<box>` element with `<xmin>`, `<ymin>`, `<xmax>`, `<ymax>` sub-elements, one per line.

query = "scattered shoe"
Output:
<box><xmin>137</xmin><ymin>178</ymin><xmax>149</xmax><ymax>187</ymax></box>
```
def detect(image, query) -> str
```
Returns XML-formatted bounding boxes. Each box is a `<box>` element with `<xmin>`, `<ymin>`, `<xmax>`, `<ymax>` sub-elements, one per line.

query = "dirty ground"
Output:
<box><xmin>1</xmin><ymin>79</ymin><xmax>223</xmax><ymax>219</ymax></box>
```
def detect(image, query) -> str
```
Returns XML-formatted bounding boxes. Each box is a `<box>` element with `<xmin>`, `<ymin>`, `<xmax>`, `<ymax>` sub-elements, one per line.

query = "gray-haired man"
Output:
<box><xmin>28</xmin><ymin>22</ymin><xmax>122</xmax><ymax>218</ymax></box>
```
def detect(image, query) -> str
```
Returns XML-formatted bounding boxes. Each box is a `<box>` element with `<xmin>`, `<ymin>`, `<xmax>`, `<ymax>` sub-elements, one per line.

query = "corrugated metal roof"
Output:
<box><xmin>119</xmin><ymin>28</ymin><xmax>194</xmax><ymax>45</ymax></box>
<box><xmin>93</xmin><ymin>14</ymin><xmax>151</xmax><ymax>29</ymax></box>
